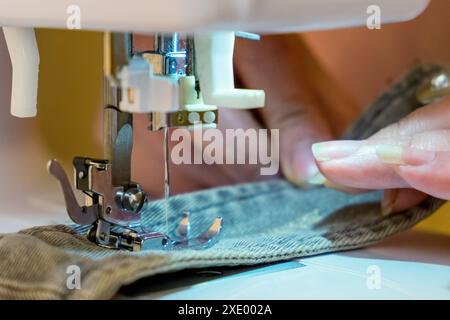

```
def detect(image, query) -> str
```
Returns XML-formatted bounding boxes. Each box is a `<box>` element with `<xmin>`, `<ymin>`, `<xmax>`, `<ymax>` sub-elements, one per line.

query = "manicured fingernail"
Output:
<box><xmin>381</xmin><ymin>189</ymin><xmax>399</xmax><ymax>216</ymax></box>
<box><xmin>312</xmin><ymin>140</ymin><xmax>362</xmax><ymax>162</ymax></box>
<box><xmin>376</xmin><ymin>144</ymin><xmax>403</xmax><ymax>164</ymax></box>
<box><xmin>287</xmin><ymin>141</ymin><xmax>322</xmax><ymax>187</ymax></box>
<box><xmin>376</xmin><ymin>144</ymin><xmax>436</xmax><ymax>166</ymax></box>
<box><xmin>307</xmin><ymin>172</ymin><xmax>328</xmax><ymax>185</ymax></box>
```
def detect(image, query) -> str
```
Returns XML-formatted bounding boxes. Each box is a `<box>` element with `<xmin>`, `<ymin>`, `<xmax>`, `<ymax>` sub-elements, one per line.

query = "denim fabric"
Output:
<box><xmin>0</xmin><ymin>65</ymin><xmax>446</xmax><ymax>299</ymax></box>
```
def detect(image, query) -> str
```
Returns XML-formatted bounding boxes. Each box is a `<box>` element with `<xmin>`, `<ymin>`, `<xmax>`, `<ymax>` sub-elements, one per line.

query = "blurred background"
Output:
<box><xmin>0</xmin><ymin>0</ymin><xmax>449</xmax><ymax>234</ymax></box>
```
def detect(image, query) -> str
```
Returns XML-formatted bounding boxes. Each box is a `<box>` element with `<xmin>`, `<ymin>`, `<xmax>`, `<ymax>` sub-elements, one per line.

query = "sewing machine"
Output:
<box><xmin>0</xmin><ymin>0</ymin><xmax>431</xmax><ymax>251</ymax></box>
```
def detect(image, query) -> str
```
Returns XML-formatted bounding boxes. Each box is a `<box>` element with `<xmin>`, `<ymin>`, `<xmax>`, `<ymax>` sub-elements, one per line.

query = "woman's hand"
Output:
<box><xmin>133</xmin><ymin>34</ymin><xmax>358</xmax><ymax>197</ymax></box>
<box><xmin>312</xmin><ymin>96</ymin><xmax>450</xmax><ymax>215</ymax></box>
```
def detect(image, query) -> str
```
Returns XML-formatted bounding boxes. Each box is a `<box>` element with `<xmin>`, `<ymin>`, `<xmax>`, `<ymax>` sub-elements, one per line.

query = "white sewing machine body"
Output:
<box><xmin>1</xmin><ymin>0</ymin><xmax>430</xmax><ymax>117</ymax></box>
<box><xmin>0</xmin><ymin>0</ymin><xmax>430</xmax><ymax>33</ymax></box>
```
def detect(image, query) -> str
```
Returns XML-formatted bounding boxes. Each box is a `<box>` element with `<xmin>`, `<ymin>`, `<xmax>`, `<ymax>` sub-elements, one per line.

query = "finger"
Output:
<box><xmin>276</xmin><ymin>107</ymin><xmax>332</xmax><ymax>186</ymax></box>
<box><xmin>377</xmin><ymin>145</ymin><xmax>450</xmax><ymax>199</ymax></box>
<box><xmin>234</xmin><ymin>34</ymin><xmax>334</xmax><ymax>185</ymax></box>
<box><xmin>313</xmin><ymin>129</ymin><xmax>450</xmax><ymax>190</ymax></box>
<box><xmin>173</xmin><ymin>108</ymin><xmax>270</xmax><ymax>187</ymax></box>
<box><xmin>373</xmin><ymin>129</ymin><xmax>450</xmax><ymax>151</ymax></box>
<box><xmin>381</xmin><ymin>188</ymin><xmax>428</xmax><ymax>216</ymax></box>
<box><xmin>313</xmin><ymin>140</ymin><xmax>410</xmax><ymax>190</ymax></box>
<box><xmin>324</xmin><ymin>180</ymin><xmax>370</xmax><ymax>194</ymax></box>
<box><xmin>212</xmin><ymin>108</ymin><xmax>277</xmax><ymax>184</ymax></box>
<box><xmin>134</xmin><ymin>109</ymin><xmax>275</xmax><ymax>196</ymax></box>
<box><xmin>133</xmin><ymin>114</ymin><xmax>206</xmax><ymax>197</ymax></box>
<box><xmin>371</xmin><ymin>96</ymin><xmax>450</xmax><ymax>139</ymax></box>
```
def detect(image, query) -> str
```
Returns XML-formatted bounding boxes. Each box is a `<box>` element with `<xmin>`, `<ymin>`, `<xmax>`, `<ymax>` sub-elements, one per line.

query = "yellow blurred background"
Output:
<box><xmin>416</xmin><ymin>202</ymin><xmax>450</xmax><ymax>235</ymax></box>
<box><xmin>35</xmin><ymin>29</ymin><xmax>103</xmax><ymax>171</ymax></box>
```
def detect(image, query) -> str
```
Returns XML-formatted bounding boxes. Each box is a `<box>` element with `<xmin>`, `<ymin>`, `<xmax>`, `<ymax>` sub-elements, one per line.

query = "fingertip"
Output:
<box><xmin>392</xmin><ymin>189</ymin><xmax>428</xmax><ymax>213</ymax></box>
<box><xmin>307</xmin><ymin>172</ymin><xmax>328</xmax><ymax>185</ymax></box>
<box><xmin>381</xmin><ymin>188</ymin><xmax>428</xmax><ymax>216</ymax></box>
<box><xmin>381</xmin><ymin>189</ymin><xmax>399</xmax><ymax>216</ymax></box>
<box><xmin>311</xmin><ymin>140</ymin><xmax>362</xmax><ymax>162</ymax></box>
<box><xmin>284</xmin><ymin>140</ymin><xmax>321</xmax><ymax>186</ymax></box>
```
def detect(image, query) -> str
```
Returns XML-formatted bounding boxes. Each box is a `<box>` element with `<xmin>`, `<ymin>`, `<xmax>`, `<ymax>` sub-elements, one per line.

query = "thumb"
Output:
<box><xmin>271</xmin><ymin>102</ymin><xmax>333</xmax><ymax>185</ymax></box>
<box><xmin>234</xmin><ymin>34</ymin><xmax>333</xmax><ymax>185</ymax></box>
<box><xmin>381</xmin><ymin>189</ymin><xmax>428</xmax><ymax>216</ymax></box>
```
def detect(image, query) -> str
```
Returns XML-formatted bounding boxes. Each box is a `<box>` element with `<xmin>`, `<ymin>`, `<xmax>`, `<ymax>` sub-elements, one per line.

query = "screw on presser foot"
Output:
<box><xmin>47</xmin><ymin>159</ymin><xmax>222</xmax><ymax>251</ymax></box>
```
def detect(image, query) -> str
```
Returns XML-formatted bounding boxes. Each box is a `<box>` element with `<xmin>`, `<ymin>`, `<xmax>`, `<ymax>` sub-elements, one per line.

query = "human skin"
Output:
<box><xmin>133</xmin><ymin>34</ymin><xmax>356</xmax><ymax>198</ymax></box>
<box><xmin>313</xmin><ymin>97</ymin><xmax>450</xmax><ymax>215</ymax></box>
<box><xmin>304</xmin><ymin>0</ymin><xmax>450</xmax><ymax>213</ymax></box>
<box><xmin>133</xmin><ymin>0</ymin><xmax>450</xmax><ymax>212</ymax></box>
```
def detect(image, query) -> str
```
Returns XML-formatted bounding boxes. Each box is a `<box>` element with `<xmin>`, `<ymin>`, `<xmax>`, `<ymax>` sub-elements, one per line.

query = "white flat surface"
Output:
<box><xmin>124</xmin><ymin>231</ymin><xmax>450</xmax><ymax>300</ymax></box>
<box><xmin>150</xmin><ymin>257</ymin><xmax>448</xmax><ymax>300</ymax></box>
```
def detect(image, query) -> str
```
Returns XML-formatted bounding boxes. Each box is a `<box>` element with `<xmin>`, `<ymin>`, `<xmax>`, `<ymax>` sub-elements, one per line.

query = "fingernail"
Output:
<box><xmin>376</xmin><ymin>144</ymin><xmax>436</xmax><ymax>166</ymax></box>
<box><xmin>381</xmin><ymin>189</ymin><xmax>399</xmax><ymax>216</ymax></box>
<box><xmin>307</xmin><ymin>172</ymin><xmax>328</xmax><ymax>185</ymax></box>
<box><xmin>312</xmin><ymin>140</ymin><xmax>362</xmax><ymax>162</ymax></box>
<box><xmin>288</xmin><ymin>141</ymin><xmax>321</xmax><ymax>186</ymax></box>
<box><xmin>376</xmin><ymin>144</ymin><xmax>403</xmax><ymax>164</ymax></box>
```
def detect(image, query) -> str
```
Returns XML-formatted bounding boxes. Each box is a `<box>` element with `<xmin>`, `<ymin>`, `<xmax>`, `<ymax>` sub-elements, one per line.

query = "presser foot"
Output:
<box><xmin>86</xmin><ymin>212</ymin><xmax>222</xmax><ymax>251</ymax></box>
<box><xmin>48</xmin><ymin>159</ymin><xmax>222</xmax><ymax>251</ymax></box>
<box><xmin>167</xmin><ymin>212</ymin><xmax>223</xmax><ymax>250</ymax></box>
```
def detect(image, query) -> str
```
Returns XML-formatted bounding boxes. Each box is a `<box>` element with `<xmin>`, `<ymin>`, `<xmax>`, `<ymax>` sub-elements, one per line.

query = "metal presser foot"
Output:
<box><xmin>47</xmin><ymin>159</ymin><xmax>222</xmax><ymax>251</ymax></box>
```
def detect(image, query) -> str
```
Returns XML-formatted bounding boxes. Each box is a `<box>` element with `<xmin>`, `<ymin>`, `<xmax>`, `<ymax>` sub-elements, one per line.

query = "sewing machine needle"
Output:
<box><xmin>163</xmin><ymin>126</ymin><xmax>170</xmax><ymax>233</ymax></box>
